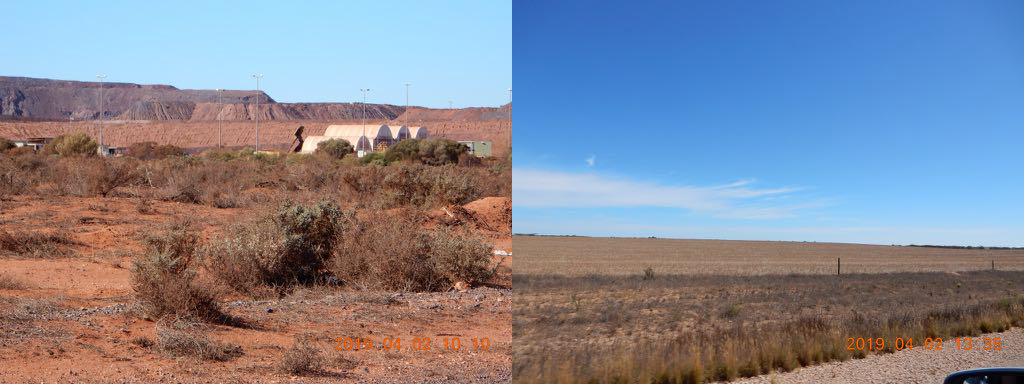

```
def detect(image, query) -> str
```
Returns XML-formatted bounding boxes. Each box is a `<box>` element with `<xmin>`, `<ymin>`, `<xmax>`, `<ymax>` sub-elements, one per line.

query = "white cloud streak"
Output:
<box><xmin>513</xmin><ymin>168</ymin><xmax>819</xmax><ymax>219</ymax></box>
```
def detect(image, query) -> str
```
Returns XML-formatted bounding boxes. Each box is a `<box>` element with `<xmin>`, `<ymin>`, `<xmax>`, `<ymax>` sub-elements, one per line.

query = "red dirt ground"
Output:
<box><xmin>0</xmin><ymin>195</ymin><xmax>511</xmax><ymax>383</ymax></box>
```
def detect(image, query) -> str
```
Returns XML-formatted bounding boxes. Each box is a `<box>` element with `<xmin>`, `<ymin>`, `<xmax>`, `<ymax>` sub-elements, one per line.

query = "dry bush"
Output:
<box><xmin>203</xmin><ymin>200</ymin><xmax>343</xmax><ymax>296</ymax></box>
<box><xmin>131</xmin><ymin>336</ymin><xmax>155</xmax><ymax>348</ymax></box>
<box><xmin>429</xmin><ymin>228</ymin><xmax>494</xmax><ymax>284</ymax></box>
<box><xmin>131</xmin><ymin>223</ymin><xmax>227</xmax><ymax>323</ymax></box>
<box><xmin>0</xmin><ymin>155</ymin><xmax>38</xmax><ymax>198</ymax></box>
<box><xmin>0</xmin><ymin>151</ymin><xmax>509</xmax><ymax>212</ymax></box>
<box><xmin>51</xmin><ymin>157</ymin><xmax>140</xmax><ymax>197</ymax></box>
<box><xmin>0</xmin><ymin>228</ymin><xmax>75</xmax><ymax>258</ymax></box>
<box><xmin>156</xmin><ymin>321</ymin><xmax>242</xmax><ymax>361</ymax></box>
<box><xmin>279</xmin><ymin>339</ymin><xmax>325</xmax><ymax>375</ymax></box>
<box><xmin>331</xmin><ymin>212</ymin><xmax>493</xmax><ymax>291</ymax></box>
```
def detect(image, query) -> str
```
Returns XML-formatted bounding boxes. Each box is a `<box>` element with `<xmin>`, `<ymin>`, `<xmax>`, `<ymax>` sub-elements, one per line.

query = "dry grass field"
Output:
<box><xmin>513</xmin><ymin>236</ymin><xmax>1024</xmax><ymax>276</ymax></box>
<box><xmin>513</xmin><ymin>236</ymin><xmax>1024</xmax><ymax>383</ymax></box>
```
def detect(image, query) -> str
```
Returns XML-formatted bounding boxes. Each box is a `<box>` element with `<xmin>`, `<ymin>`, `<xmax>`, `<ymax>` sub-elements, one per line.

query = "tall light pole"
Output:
<box><xmin>96</xmin><ymin>74</ymin><xmax>107</xmax><ymax>155</ymax></box>
<box><xmin>360</xmin><ymin>88</ymin><xmax>370</xmax><ymax>151</ymax></box>
<box><xmin>404</xmin><ymin>82</ymin><xmax>410</xmax><ymax>127</ymax></box>
<box><xmin>216</xmin><ymin>88</ymin><xmax>224</xmax><ymax>148</ymax></box>
<box><xmin>252</xmin><ymin>74</ymin><xmax>263</xmax><ymax>152</ymax></box>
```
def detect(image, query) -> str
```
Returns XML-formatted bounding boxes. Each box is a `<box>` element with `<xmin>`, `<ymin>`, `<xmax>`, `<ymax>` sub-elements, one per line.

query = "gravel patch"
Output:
<box><xmin>730</xmin><ymin>328</ymin><xmax>1024</xmax><ymax>384</ymax></box>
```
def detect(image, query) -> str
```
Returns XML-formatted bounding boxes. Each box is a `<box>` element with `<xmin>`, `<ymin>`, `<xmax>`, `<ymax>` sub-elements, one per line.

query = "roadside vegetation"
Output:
<box><xmin>514</xmin><ymin>272</ymin><xmax>1024</xmax><ymax>383</ymax></box>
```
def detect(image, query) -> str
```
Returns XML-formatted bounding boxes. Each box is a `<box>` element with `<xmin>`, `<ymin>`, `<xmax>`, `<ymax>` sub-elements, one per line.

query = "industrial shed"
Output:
<box><xmin>390</xmin><ymin>125</ymin><xmax>410</xmax><ymax>141</ymax></box>
<box><xmin>299</xmin><ymin>135</ymin><xmax>371</xmax><ymax>154</ymax></box>
<box><xmin>323</xmin><ymin>124</ymin><xmax>393</xmax><ymax>151</ymax></box>
<box><xmin>409</xmin><ymin>126</ymin><xmax>428</xmax><ymax>139</ymax></box>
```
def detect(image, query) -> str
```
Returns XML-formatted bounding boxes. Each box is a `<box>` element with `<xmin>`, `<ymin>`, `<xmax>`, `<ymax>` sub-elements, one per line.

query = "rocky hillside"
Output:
<box><xmin>0</xmin><ymin>76</ymin><xmax>405</xmax><ymax>121</ymax></box>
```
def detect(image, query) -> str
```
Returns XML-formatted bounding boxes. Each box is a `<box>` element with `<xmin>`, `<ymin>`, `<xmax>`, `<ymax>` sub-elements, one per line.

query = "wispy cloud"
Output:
<box><xmin>585</xmin><ymin>155</ymin><xmax>596</xmax><ymax>167</ymax></box>
<box><xmin>513</xmin><ymin>169</ymin><xmax>823</xmax><ymax>219</ymax></box>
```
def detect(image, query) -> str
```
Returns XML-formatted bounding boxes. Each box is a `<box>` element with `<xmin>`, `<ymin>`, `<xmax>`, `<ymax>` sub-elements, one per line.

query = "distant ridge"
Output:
<box><xmin>0</xmin><ymin>76</ymin><xmax>504</xmax><ymax>122</ymax></box>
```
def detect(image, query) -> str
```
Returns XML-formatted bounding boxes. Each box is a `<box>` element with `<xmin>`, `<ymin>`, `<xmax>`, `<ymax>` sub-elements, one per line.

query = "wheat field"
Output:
<box><xmin>513</xmin><ymin>236</ymin><xmax>1024</xmax><ymax>276</ymax></box>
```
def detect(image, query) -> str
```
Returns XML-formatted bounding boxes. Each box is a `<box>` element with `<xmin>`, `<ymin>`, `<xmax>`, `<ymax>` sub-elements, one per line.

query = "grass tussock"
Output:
<box><xmin>279</xmin><ymin>338</ymin><xmax>325</xmax><ymax>375</ymax></box>
<box><xmin>155</xmin><ymin>321</ymin><xmax>243</xmax><ymax>361</ymax></box>
<box><xmin>0</xmin><ymin>228</ymin><xmax>75</xmax><ymax>258</ymax></box>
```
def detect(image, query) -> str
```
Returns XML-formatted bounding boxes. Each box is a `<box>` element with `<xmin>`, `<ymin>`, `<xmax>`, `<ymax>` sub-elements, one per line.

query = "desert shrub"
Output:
<box><xmin>42</xmin><ymin>133</ymin><xmax>98</xmax><ymax>157</ymax></box>
<box><xmin>131</xmin><ymin>223</ymin><xmax>227</xmax><ymax>323</ymax></box>
<box><xmin>0</xmin><ymin>229</ymin><xmax>75</xmax><ymax>258</ymax></box>
<box><xmin>131</xmin><ymin>336</ymin><xmax>155</xmax><ymax>348</ymax></box>
<box><xmin>50</xmin><ymin>157</ymin><xmax>140</xmax><ymax>197</ymax></box>
<box><xmin>0</xmin><ymin>138</ymin><xmax>14</xmax><ymax>152</ymax></box>
<box><xmin>428</xmin><ymin>229</ymin><xmax>494</xmax><ymax>284</ymax></box>
<box><xmin>0</xmin><ymin>154</ymin><xmax>45</xmax><ymax>197</ymax></box>
<box><xmin>379</xmin><ymin>164</ymin><xmax>480</xmax><ymax>207</ymax></box>
<box><xmin>383</xmin><ymin>139</ymin><xmax>420</xmax><ymax>163</ymax></box>
<box><xmin>331</xmin><ymin>213</ymin><xmax>493</xmax><ymax>291</ymax></box>
<box><xmin>279</xmin><ymin>339</ymin><xmax>325</xmax><ymax>375</ymax></box>
<box><xmin>332</xmin><ymin>213</ymin><xmax>440</xmax><ymax>291</ymax></box>
<box><xmin>418</xmin><ymin>139</ymin><xmax>469</xmax><ymax>165</ymax></box>
<box><xmin>126</xmin><ymin>141</ymin><xmax>186</xmax><ymax>160</ymax></box>
<box><xmin>315</xmin><ymin>138</ymin><xmax>354</xmax><ymax>160</ymax></box>
<box><xmin>458</xmin><ymin>152</ymin><xmax>482</xmax><ymax>166</ymax></box>
<box><xmin>4</xmin><ymin>146</ymin><xmax>36</xmax><ymax>156</ymax></box>
<box><xmin>360</xmin><ymin>152</ymin><xmax>388</xmax><ymax>166</ymax></box>
<box><xmin>383</xmin><ymin>138</ymin><xmax>468</xmax><ymax>165</ymax></box>
<box><xmin>204</xmin><ymin>200</ymin><xmax>343</xmax><ymax>295</ymax></box>
<box><xmin>156</xmin><ymin>322</ymin><xmax>242</xmax><ymax>361</ymax></box>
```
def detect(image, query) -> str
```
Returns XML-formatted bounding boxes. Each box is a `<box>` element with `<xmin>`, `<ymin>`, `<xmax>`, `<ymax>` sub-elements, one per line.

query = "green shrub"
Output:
<box><xmin>418</xmin><ymin>139</ymin><xmax>469</xmax><ymax>165</ymax></box>
<box><xmin>126</xmin><ymin>141</ymin><xmax>186</xmax><ymax>160</ymax></box>
<box><xmin>42</xmin><ymin>133</ymin><xmax>98</xmax><ymax>157</ymax></box>
<box><xmin>383</xmin><ymin>139</ymin><xmax>420</xmax><ymax>163</ymax></box>
<box><xmin>360</xmin><ymin>152</ymin><xmax>388</xmax><ymax>166</ymax></box>
<box><xmin>383</xmin><ymin>138</ymin><xmax>469</xmax><ymax>165</ymax></box>
<box><xmin>314</xmin><ymin>138</ymin><xmax>354</xmax><ymax>160</ymax></box>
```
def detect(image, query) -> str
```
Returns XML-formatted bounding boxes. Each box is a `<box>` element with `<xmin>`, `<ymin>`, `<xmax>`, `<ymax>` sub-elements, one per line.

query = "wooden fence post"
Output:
<box><xmin>837</xmin><ymin>257</ymin><xmax>841</xmax><ymax>276</ymax></box>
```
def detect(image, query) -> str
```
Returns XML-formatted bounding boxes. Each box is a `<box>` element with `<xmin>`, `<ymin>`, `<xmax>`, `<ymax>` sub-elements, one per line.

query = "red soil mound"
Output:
<box><xmin>463</xmin><ymin>197</ymin><xmax>511</xmax><ymax>235</ymax></box>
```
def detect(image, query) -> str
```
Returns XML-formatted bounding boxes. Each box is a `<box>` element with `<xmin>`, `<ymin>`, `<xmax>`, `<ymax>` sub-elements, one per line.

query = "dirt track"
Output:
<box><xmin>729</xmin><ymin>328</ymin><xmax>1024</xmax><ymax>384</ymax></box>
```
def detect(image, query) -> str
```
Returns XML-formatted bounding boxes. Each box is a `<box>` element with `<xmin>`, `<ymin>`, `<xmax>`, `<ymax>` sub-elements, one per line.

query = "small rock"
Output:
<box><xmin>266</xmin><ymin>308</ymin><xmax>274</xmax><ymax>313</ymax></box>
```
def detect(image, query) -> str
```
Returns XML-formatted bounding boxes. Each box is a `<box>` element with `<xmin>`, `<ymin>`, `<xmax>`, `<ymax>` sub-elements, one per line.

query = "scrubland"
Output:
<box><xmin>513</xmin><ymin>236</ymin><xmax>1024</xmax><ymax>383</ymax></box>
<box><xmin>0</xmin><ymin>146</ymin><xmax>511</xmax><ymax>383</ymax></box>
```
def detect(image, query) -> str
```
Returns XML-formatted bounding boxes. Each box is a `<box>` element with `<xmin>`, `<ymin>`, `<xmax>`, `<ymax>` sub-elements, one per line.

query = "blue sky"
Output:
<box><xmin>3</xmin><ymin>0</ymin><xmax>511</xmax><ymax>107</ymax></box>
<box><xmin>514</xmin><ymin>0</ymin><xmax>1024</xmax><ymax>246</ymax></box>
